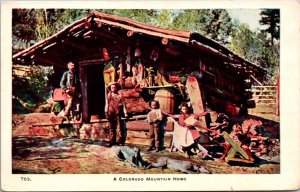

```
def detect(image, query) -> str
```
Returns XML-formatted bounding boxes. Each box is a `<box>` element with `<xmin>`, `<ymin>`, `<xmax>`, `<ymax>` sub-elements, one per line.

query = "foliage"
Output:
<box><xmin>228</xmin><ymin>24</ymin><xmax>279</xmax><ymax>84</ymax></box>
<box><xmin>228</xmin><ymin>23</ymin><xmax>254</xmax><ymax>58</ymax></box>
<box><xmin>50</xmin><ymin>9</ymin><xmax>91</xmax><ymax>34</ymax></box>
<box><xmin>99</xmin><ymin>9</ymin><xmax>157</xmax><ymax>25</ymax></box>
<box><xmin>13</xmin><ymin>9</ymin><xmax>91</xmax><ymax>48</ymax></box>
<box><xmin>172</xmin><ymin>10</ymin><xmax>210</xmax><ymax>32</ymax></box>
<box><xmin>13</xmin><ymin>65</ymin><xmax>54</xmax><ymax>113</ymax></box>
<box><xmin>29</xmin><ymin>66</ymin><xmax>54</xmax><ymax>102</ymax></box>
<box><xmin>206</xmin><ymin>9</ymin><xmax>234</xmax><ymax>45</ymax></box>
<box><xmin>152</xmin><ymin>10</ymin><xmax>173</xmax><ymax>28</ymax></box>
<box><xmin>172</xmin><ymin>9</ymin><xmax>234</xmax><ymax>45</ymax></box>
<box><xmin>259</xmin><ymin>9</ymin><xmax>280</xmax><ymax>43</ymax></box>
<box><xmin>12</xmin><ymin>9</ymin><xmax>38</xmax><ymax>53</ymax></box>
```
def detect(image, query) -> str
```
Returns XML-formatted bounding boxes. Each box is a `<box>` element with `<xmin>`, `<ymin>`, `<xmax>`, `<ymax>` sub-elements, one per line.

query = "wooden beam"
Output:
<box><xmin>61</xmin><ymin>38</ymin><xmax>91</xmax><ymax>56</ymax></box>
<box><xmin>94</xmin><ymin>18</ymin><xmax>189</xmax><ymax>43</ymax></box>
<box><xmin>34</xmin><ymin>54</ymin><xmax>64</xmax><ymax>68</ymax></box>
<box><xmin>250</xmin><ymin>75</ymin><xmax>263</xmax><ymax>86</ymax></box>
<box><xmin>79</xmin><ymin>64</ymin><xmax>89</xmax><ymax>123</ymax></box>
<box><xmin>69</xmin><ymin>22</ymin><xmax>85</xmax><ymax>33</ymax></box>
<box><xmin>42</xmin><ymin>42</ymin><xmax>57</xmax><ymax>50</ymax></box>
<box><xmin>191</xmin><ymin>40</ymin><xmax>235</xmax><ymax>65</ymax></box>
<box><xmin>92</xmin><ymin>11</ymin><xmax>190</xmax><ymax>38</ymax></box>
<box><xmin>13</xmin><ymin>18</ymin><xmax>87</xmax><ymax>59</ymax></box>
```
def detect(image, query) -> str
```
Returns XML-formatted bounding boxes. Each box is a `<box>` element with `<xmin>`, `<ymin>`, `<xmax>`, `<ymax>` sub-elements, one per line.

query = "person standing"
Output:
<box><xmin>146</xmin><ymin>100</ymin><xmax>163</xmax><ymax>152</ymax></box>
<box><xmin>60</xmin><ymin>61</ymin><xmax>80</xmax><ymax>119</ymax></box>
<box><xmin>60</xmin><ymin>62</ymin><xmax>79</xmax><ymax>91</ymax></box>
<box><xmin>105</xmin><ymin>82</ymin><xmax>128</xmax><ymax>147</ymax></box>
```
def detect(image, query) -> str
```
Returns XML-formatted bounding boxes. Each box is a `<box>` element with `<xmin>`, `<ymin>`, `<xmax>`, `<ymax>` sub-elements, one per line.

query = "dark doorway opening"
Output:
<box><xmin>79</xmin><ymin>60</ymin><xmax>106</xmax><ymax>122</ymax></box>
<box><xmin>86</xmin><ymin>64</ymin><xmax>106</xmax><ymax>118</ymax></box>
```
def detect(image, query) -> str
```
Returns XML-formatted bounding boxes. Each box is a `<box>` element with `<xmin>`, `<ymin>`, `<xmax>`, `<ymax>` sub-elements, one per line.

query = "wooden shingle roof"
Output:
<box><xmin>13</xmin><ymin>11</ymin><xmax>265</xmax><ymax>76</ymax></box>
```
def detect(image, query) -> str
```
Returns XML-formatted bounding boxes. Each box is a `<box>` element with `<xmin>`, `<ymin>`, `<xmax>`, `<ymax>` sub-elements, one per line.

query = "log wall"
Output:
<box><xmin>77</xmin><ymin>119</ymin><xmax>174</xmax><ymax>147</ymax></box>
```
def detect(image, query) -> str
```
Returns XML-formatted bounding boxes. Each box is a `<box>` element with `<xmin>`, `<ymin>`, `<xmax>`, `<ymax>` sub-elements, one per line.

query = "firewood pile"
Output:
<box><xmin>78</xmin><ymin>117</ymin><xmax>174</xmax><ymax>147</ymax></box>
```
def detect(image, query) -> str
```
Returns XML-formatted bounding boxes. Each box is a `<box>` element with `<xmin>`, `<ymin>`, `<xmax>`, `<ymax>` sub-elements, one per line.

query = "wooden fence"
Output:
<box><xmin>250</xmin><ymin>85</ymin><xmax>278</xmax><ymax>114</ymax></box>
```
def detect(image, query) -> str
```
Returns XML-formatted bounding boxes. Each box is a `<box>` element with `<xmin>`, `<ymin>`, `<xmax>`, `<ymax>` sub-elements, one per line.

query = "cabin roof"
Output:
<box><xmin>12</xmin><ymin>11</ymin><xmax>265</xmax><ymax>76</ymax></box>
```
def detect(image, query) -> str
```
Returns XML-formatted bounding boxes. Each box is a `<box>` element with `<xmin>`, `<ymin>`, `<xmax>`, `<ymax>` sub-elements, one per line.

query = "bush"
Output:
<box><xmin>12</xmin><ymin>65</ymin><xmax>54</xmax><ymax>113</ymax></box>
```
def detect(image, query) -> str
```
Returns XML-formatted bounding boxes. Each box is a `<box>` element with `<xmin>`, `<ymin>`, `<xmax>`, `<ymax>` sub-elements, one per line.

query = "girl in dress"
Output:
<box><xmin>176</xmin><ymin>102</ymin><xmax>209</xmax><ymax>158</ymax></box>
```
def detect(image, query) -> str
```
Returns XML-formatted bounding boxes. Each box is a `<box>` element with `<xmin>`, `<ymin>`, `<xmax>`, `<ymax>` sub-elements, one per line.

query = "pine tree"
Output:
<box><xmin>172</xmin><ymin>9</ymin><xmax>234</xmax><ymax>45</ymax></box>
<box><xmin>259</xmin><ymin>9</ymin><xmax>280</xmax><ymax>44</ymax></box>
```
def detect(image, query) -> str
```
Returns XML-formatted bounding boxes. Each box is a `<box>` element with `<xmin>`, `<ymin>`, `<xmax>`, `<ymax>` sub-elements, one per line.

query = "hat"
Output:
<box><xmin>103</xmin><ymin>48</ymin><xmax>110</xmax><ymax>62</ymax></box>
<box><xmin>107</xmin><ymin>82</ymin><xmax>119</xmax><ymax>90</ymax></box>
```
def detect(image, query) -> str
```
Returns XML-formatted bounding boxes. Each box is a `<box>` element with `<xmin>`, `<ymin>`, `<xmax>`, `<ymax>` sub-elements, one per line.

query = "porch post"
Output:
<box><xmin>79</xmin><ymin>64</ymin><xmax>90</xmax><ymax>122</ymax></box>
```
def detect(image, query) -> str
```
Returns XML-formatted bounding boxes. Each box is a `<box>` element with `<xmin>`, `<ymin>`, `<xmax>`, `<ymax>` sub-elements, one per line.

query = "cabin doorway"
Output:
<box><xmin>79</xmin><ymin>60</ymin><xmax>106</xmax><ymax>122</ymax></box>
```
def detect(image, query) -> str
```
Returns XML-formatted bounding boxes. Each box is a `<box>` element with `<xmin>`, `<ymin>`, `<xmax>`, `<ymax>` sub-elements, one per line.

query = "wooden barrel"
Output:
<box><xmin>154</xmin><ymin>89</ymin><xmax>175</xmax><ymax>114</ymax></box>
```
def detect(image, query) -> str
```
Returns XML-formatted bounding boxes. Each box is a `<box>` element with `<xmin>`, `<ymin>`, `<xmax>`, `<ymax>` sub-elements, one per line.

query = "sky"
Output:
<box><xmin>227</xmin><ymin>9</ymin><xmax>262</xmax><ymax>31</ymax></box>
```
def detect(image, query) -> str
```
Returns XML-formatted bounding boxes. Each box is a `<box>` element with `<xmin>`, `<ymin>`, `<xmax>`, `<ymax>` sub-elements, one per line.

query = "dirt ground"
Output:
<box><xmin>12</xmin><ymin>112</ymin><xmax>280</xmax><ymax>174</ymax></box>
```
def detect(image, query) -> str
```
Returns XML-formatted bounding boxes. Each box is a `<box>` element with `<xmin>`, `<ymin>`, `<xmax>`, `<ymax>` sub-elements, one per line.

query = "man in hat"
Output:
<box><xmin>60</xmin><ymin>61</ymin><xmax>80</xmax><ymax>119</ymax></box>
<box><xmin>105</xmin><ymin>82</ymin><xmax>128</xmax><ymax>147</ymax></box>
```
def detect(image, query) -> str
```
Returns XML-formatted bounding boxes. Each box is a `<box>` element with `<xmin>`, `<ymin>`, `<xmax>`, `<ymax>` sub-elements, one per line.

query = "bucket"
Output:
<box><xmin>90</xmin><ymin>115</ymin><xmax>101</xmax><ymax>122</ymax></box>
<box><xmin>154</xmin><ymin>89</ymin><xmax>175</xmax><ymax>114</ymax></box>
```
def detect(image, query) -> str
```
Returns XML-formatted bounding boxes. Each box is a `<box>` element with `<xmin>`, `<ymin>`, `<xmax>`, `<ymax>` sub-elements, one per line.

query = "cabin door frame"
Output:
<box><xmin>79</xmin><ymin>60</ymin><xmax>105</xmax><ymax>122</ymax></box>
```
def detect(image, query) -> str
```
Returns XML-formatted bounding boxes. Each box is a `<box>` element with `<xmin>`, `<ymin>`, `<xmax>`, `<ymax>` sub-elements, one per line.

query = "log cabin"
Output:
<box><xmin>13</xmin><ymin>11</ymin><xmax>265</xmax><ymax>126</ymax></box>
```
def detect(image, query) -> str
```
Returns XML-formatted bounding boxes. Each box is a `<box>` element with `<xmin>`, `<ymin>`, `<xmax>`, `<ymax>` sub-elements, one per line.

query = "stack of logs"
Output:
<box><xmin>79</xmin><ymin>119</ymin><xmax>174</xmax><ymax>147</ymax></box>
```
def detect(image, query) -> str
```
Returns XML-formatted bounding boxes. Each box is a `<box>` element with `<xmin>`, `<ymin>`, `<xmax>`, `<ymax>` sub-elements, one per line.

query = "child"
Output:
<box><xmin>146</xmin><ymin>100</ymin><xmax>163</xmax><ymax>152</ymax></box>
<box><xmin>177</xmin><ymin>102</ymin><xmax>209</xmax><ymax>159</ymax></box>
<box><xmin>105</xmin><ymin>82</ymin><xmax>128</xmax><ymax>147</ymax></box>
<box><xmin>178</xmin><ymin>103</ymin><xmax>201</xmax><ymax>141</ymax></box>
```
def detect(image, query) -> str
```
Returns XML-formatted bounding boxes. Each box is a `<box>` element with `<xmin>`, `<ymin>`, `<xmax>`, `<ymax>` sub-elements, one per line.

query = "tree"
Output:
<box><xmin>228</xmin><ymin>23</ymin><xmax>279</xmax><ymax>84</ymax></box>
<box><xmin>228</xmin><ymin>23</ymin><xmax>255</xmax><ymax>58</ymax></box>
<box><xmin>153</xmin><ymin>10</ymin><xmax>172</xmax><ymax>28</ymax></box>
<box><xmin>259</xmin><ymin>9</ymin><xmax>280</xmax><ymax>44</ymax></box>
<box><xmin>52</xmin><ymin>9</ymin><xmax>90</xmax><ymax>34</ymax></box>
<box><xmin>206</xmin><ymin>9</ymin><xmax>234</xmax><ymax>44</ymax></box>
<box><xmin>12</xmin><ymin>9</ymin><xmax>38</xmax><ymax>51</ymax></box>
<box><xmin>100</xmin><ymin>9</ymin><xmax>158</xmax><ymax>25</ymax></box>
<box><xmin>12</xmin><ymin>9</ymin><xmax>90</xmax><ymax>53</ymax></box>
<box><xmin>172</xmin><ymin>9</ymin><xmax>234</xmax><ymax>45</ymax></box>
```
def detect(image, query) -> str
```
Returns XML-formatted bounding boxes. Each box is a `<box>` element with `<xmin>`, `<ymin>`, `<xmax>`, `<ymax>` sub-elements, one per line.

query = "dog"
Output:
<box><xmin>151</xmin><ymin>156</ymin><xmax>211</xmax><ymax>174</ymax></box>
<box><xmin>113</xmin><ymin>146</ymin><xmax>151</xmax><ymax>169</ymax></box>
